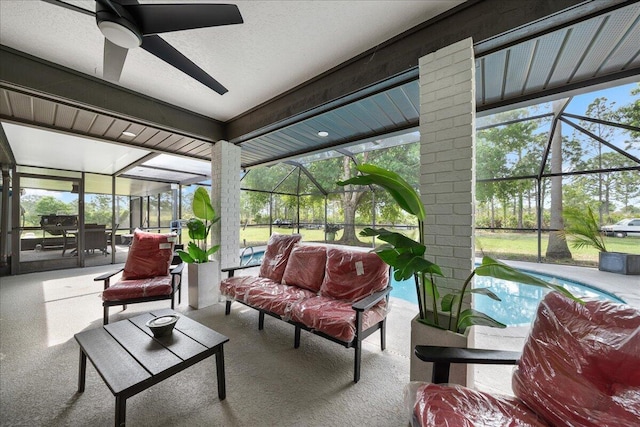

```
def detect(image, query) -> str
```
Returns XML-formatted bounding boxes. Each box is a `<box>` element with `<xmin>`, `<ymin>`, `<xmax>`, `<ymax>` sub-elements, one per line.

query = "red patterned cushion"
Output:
<box><xmin>245</xmin><ymin>283</ymin><xmax>316</xmax><ymax>317</ymax></box>
<box><xmin>319</xmin><ymin>247</ymin><xmax>389</xmax><ymax>302</ymax></box>
<box><xmin>512</xmin><ymin>292</ymin><xmax>640</xmax><ymax>427</ymax></box>
<box><xmin>411</xmin><ymin>383</ymin><xmax>549</xmax><ymax>427</ymax></box>
<box><xmin>289</xmin><ymin>295</ymin><xmax>387</xmax><ymax>342</ymax></box>
<box><xmin>258</xmin><ymin>233</ymin><xmax>302</xmax><ymax>282</ymax></box>
<box><xmin>220</xmin><ymin>276</ymin><xmax>277</xmax><ymax>302</ymax></box>
<box><xmin>281</xmin><ymin>244</ymin><xmax>327</xmax><ymax>292</ymax></box>
<box><xmin>102</xmin><ymin>276</ymin><xmax>173</xmax><ymax>301</ymax></box>
<box><xmin>122</xmin><ymin>230</ymin><xmax>176</xmax><ymax>280</ymax></box>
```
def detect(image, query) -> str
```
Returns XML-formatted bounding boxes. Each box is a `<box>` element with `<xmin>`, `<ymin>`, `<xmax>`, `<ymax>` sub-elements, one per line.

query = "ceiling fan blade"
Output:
<box><xmin>125</xmin><ymin>4</ymin><xmax>243</xmax><ymax>35</ymax></box>
<box><xmin>141</xmin><ymin>35</ymin><xmax>228</xmax><ymax>95</ymax></box>
<box><xmin>40</xmin><ymin>0</ymin><xmax>95</xmax><ymax>17</ymax></box>
<box><xmin>103</xmin><ymin>38</ymin><xmax>128</xmax><ymax>82</ymax></box>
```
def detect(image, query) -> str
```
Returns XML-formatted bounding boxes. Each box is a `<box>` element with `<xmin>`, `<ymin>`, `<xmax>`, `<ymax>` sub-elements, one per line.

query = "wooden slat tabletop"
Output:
<box><xmin>75</xmin><ymin>327</ymin><xmax>151</xmax><ymax>395</ymax></box>
<box><xmin>75</xmin><ymin>310</ymin><xmax>228</xmax><ymax>396</ymax></box>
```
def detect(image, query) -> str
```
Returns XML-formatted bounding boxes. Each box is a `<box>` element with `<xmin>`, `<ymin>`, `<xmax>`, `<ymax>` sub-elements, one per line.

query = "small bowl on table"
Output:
<box><xmin>146</xmin><ymin>315</ymin><xmax>179</xmax><ymax>337</ymax></box>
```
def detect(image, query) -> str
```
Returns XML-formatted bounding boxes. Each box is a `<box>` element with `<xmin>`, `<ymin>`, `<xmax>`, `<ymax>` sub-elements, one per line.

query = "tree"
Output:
<box><xmin>579</xmin><ymin>97</ymin><xmax>617</xmax><ymax>224</ymax></box>
<box><xmin>615</xmin><ymin>83</ymin><xmax>640</xmax><ymax>149</ymax></box>
<box><xmin>546</xmin><ymin>99</ymin><xmax>572</xmax><ymax>260</ymax></box>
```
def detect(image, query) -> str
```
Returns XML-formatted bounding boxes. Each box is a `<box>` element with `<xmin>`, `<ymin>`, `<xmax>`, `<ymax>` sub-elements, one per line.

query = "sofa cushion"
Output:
<box><xmin>281</xmin><ymin>244</ymin><xmax>327</xmax><ymax>292</ymax></box>
<box><xmin>289</xmin><ymin>295</ymin><xmax>387</xmax><ymax>342</ymax></box>
<box><xmin>410</xmin><ymin>383</ymin><xmax>549</xmax><ymax>427</ymax></box>
<box><xmin>259</xmin><ymin>233</ymin><xmax>302</xmax><ymax>282</ymax></box>
<box><xmin>102</xmin><ymin>276</ymin><xmax>173</xmax><ymax>301</ymax></box>
<box><xmin>220</xmin><ymin>276</ymin><xmax>277</xmax><ymax>303</ymax></box>
<box><xmin>122</xmin><ymin>230</ymin><xmax>176</xmax><ymax>280</ymax></box>
<box><xmin>245</xmin><ymin>283</ymin><xmax>316</xmax><ymax>317</ymax></box>
<box><xmin>512</xmin><ymin>292</ymin><xmax>640</xmax><ymax>427</ymax></box>
<box><xmin>319</xmin><ymin>247</ymin><xmax>389</xmax><ymax>302</ymax></box>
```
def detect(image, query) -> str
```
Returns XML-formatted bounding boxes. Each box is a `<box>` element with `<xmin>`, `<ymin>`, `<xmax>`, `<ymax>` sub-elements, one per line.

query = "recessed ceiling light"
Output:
<box><xmin>122</xmin><ymin>131</ymin><xmax>137</xmax><ymax>137</ymax></box>
<box><xmin>318</xmin><ymin>131</ymin><xmax>329</xmax><ymax>137</ymax></box>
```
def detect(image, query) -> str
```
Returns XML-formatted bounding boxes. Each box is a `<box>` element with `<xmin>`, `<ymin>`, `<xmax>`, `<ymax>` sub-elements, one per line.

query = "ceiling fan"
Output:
<box><xmin>43</xmin><ymin>0</ymin><xmax>243</xmax><ymax>95</ymax></box>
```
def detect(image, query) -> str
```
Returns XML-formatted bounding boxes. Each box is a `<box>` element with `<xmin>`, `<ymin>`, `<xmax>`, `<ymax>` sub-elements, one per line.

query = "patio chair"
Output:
<box><xmin>61</xmin><ymin>228</ymin><xmax>77</xmax><ymax>256</ymax></box>
<box><xmin>95</xmin><ymin>229</ymin><xmax>183</xmax><ymax>324</ymax></box>
<box><xmin>406</xmin><ymin>291</ymin><xmax>640</xmax><ymax>427</ymax></box>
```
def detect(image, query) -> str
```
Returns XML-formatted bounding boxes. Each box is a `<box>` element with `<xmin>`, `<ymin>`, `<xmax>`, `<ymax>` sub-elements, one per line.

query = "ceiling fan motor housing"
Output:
<box><xmin>96</xmin><ymin>2</ymin><xmax>142</xmax><ymax>49</ymax></box>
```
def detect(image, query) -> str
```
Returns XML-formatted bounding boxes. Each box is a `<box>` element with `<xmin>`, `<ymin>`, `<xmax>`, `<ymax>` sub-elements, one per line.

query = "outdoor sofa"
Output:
<box><xmin>220</xmin><ymin>233</ymin><xmax>391</xmax><ymax>383</ymax></box>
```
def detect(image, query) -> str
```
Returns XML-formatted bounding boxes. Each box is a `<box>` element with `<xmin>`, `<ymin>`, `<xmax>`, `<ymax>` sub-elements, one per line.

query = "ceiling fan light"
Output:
<box><xmin>98</xmin><ymin>21</ymin><xmax>141</xmax><ymax>49</ymax></box>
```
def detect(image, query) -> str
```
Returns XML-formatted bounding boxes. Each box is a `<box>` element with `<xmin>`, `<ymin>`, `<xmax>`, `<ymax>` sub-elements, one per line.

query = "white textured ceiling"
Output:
<box><xmin>0</xmin><ymin>0</ymin><xmax>463</xmax><ymax>122</ymax></box>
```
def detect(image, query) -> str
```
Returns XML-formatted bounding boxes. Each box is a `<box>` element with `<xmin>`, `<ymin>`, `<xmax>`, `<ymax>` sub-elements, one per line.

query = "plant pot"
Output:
<box><xmin>410</xmin><ymin>314</ymin><xmax>470</xmax><ymax>385</ymax></box>
<box><xmin>188</xmin><ymin>261</ymin><xmax>221</xmax><ymax>309</ymax></box>
<box><xmin>599</xmin><ymin>252</ymin><xmax>640</xmax><ymax>275</ymax></box>
<box><xmin>326</xmin><ymin>231</ymin><xmax>336</xmax><ymax>241</ymax></box>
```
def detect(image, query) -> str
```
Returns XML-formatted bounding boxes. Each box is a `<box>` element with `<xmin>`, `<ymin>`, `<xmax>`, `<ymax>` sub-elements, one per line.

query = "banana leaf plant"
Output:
<box><xmin>338</xmin><ymin>164</ymin><xmax>580</xmax><ymax>333</ymax></box>
<box><xmin>176</xmin><ymin>187</ymin><xmax>221</xmax><ymax>264</ymax></box>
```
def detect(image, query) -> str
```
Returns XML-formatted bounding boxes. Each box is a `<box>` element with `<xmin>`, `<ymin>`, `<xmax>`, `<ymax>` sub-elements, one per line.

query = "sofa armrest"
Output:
<box><xmin>170</xmin><ymin>262</ymin><xmax>185</xmax><ymax>275</ymax></box>
<box><xmin>94</xmin><ymin>268</ymin><xmax>124</xmax><ymax>290</ymax></box>
<box><xmin>94</xmin><ymin>269</ymin><xmax>123</xmax><ymax>282</ymax></box>
<box><xmin>352</xmin><ymin>286</ymin><xmax>392</xmax><ymax>312</ymax></box>
<box><xmin>415</xmin><ymin>345</ymin><xmax>521</xmax><ymax>384</ymax></box>
<box><xmin>221</xmin><ymin>263</ymin><xmax>261</xmax><ymax>277</ymax></box>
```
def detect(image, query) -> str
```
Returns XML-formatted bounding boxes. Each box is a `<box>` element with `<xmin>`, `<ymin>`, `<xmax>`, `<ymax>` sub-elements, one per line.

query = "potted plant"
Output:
<box><xmin>176</xmin><ymin>187</ymin><xmax>221</xmax><ymax>308</ymax></box>
<box><xmin>563</xmin><ymin>206</ymin><xmax>640</xmax><ymax>275</ymax></box>
<box><xmin>325</xmin><ymin>223</ymin><xmax>341</xmax><ymax>241</ymax></box>
<box><xmin>338</xmin><ymin>164</ymin><xmax>580</xmax><ymax>383</ymax></box>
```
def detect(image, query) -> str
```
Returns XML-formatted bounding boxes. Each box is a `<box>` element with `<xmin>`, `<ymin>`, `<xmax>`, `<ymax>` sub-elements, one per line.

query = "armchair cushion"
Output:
<box><xmin>512</xmin><ymin>292</ymin><xmax>640</xmax><ymax>427</ymax></box>
<box><xmin>409</xmin><ymin>383</ymin><xmax>549</xmax><ymax>427</ymax></box>
<box><xmin>319</xmin><ymin>247</ymin><xmax>389</xmax><ymax>302</ymax></box>
<box><xmin>258</xmin><ymin>233</ymin><xmax>302</xmax><ymax>282</ymax></box>
<box><xmin>102</xmin><ymin>276</ymin><xmax>173</xmax><ymax>301</ymax></box>
<box><xmin>281</xmin><ymin>244</ymin><xmax>327</xmax><ymax>292</ymax></box>
<box><xmin>122</xmin><ymin>230</ymin><xmax>176</xmax><ymax>280</ymax></box>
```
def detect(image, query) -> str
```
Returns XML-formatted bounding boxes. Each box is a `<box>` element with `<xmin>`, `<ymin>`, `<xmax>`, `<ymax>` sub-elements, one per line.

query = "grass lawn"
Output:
<box><xmin>238</xmin><ymin>226</ymin><xmax>639</xmax><ymax>267</ymax></box>
<box><xmin>476</xmin><ymin>231</ymin><xmax>640</xmax><ymax>265</ymax></box>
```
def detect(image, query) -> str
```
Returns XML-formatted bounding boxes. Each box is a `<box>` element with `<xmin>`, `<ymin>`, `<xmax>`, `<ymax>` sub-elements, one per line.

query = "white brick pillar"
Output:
<box><xmin>414</xmin><ymin>37</ymin><xmax>476</xmax><ymax>386</ymax></box>
<box><xmin>419</xmin><ymin>39</ymin><xmax>476</xmax><ymax>319</ymax></box>
<box><xmin>211</xmin><ymin>140</ymin><xmax>241</xmax><ymax>270</ymax></box>
<box><xmin>189</xmin><ymin>140</ymin><xmax>240</xmax><ymax>309</ymax></box>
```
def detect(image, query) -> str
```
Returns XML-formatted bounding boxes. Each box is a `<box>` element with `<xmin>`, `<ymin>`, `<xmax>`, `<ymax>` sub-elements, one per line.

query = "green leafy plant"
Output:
<box><xmin>338</xmin><ymin>164</ymin><xmax>579</xmax><ymax>333</ymax></box>
<box><xmin>177</xmin><ymin>187</ymin><xmax>220</xmax><ymax>263</ymax></box>
<box><xmin>561</xmin><ymin>206</ymin><xmax>607</xmax><ymax>252</ymax></box>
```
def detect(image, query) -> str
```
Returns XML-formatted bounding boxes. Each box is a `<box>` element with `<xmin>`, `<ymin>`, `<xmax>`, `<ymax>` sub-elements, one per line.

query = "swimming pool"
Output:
<box><xmin>240</xmin><ymin>249</ymin><xmax>623</xmax><ymax>327</ymax></box>
<box><xmin>391</xmin><ymin>272</ymin><xmax>625</xmax><ymax>326</ymax></box>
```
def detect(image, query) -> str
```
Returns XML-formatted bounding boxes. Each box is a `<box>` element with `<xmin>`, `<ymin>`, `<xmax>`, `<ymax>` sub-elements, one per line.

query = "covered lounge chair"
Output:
<box><xmin>95</xmin><ymin>229</ymin><xmax>183</xmax><ymax>324</ymax></box>
<box><xmin>407</xmin><ymin>291</ymin><xmax>640</xmax><ymax>427</ymax></box>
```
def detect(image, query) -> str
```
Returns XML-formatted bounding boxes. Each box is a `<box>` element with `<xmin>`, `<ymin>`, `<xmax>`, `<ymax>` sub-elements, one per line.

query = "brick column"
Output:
<box><xmin>211</xmin><ymin>140</ymin><xmax>241</xmax><ymax>270</ymax></box>
<box><xmin>419</xmin><ymin>37</ymin><xmax>476</xmax><ymax>316</ymax></box>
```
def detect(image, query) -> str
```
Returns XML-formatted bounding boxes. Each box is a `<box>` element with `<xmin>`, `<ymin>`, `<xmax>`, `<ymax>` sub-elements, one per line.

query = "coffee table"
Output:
<box><xmin>75</xmin><ymin>309</ymin><xmax>229</xmax><ymax>426</ymax></box>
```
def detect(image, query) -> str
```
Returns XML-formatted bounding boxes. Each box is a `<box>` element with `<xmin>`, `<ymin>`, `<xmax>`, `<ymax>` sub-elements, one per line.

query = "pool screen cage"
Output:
<box><xmin>239</xmin><ymin>87</ymin><xmax>640</xmax><ymax>264</ymax></box>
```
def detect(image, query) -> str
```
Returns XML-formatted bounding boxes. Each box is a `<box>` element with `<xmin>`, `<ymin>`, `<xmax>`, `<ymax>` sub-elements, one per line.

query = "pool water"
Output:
<box><xmin>391</xmin><ymin>272</ymin><xmax>625</xmax><ymax>326</ymax></box>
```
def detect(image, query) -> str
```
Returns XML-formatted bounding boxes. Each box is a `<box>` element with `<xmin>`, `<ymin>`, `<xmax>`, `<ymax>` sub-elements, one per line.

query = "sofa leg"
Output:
<box><xmin>103</xmin><ymin>306</ymin><xmax>109</xmax><ymax>325</ymax></box>
<box><xmin>294</xmin><ymin>326</ymin><xmax>301</xmax><ymax>349</ymax></box>
<box><xmin>380</xmin><ymin>319</ymin><xmax>386</xmax><ymax>351</ymax></box>
<box><xmin>258</xmin><ymin>312</ymin><xmax>265</xmax><ymax>330</ymax></box>
<box><xmin>171</xmin><ymin>297</ymin><xmax>175</xmax><ymax>309</ymax></box>
<box><xmin>225</xmin><ymin>300</ymin><xmax>232</xmax><ymax>315</ymax></box>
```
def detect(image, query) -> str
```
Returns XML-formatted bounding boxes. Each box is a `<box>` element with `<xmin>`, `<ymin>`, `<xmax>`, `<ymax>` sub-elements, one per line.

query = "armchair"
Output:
<box><xmin>407</xmin><ymin>291</ymin><xmax>640</xmax><ymax>427</ymax></box>
<box><xmin>95</xmin><ymin>230</ymin><xmax>183</xmax><ymax>324</ymax></box>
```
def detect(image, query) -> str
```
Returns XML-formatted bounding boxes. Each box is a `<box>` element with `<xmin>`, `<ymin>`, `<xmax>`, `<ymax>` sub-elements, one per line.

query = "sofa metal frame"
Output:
<box><xmin>222</xmin><ymin>264</ymin><xmax>391</xmax><ymax>383</ymax></box>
